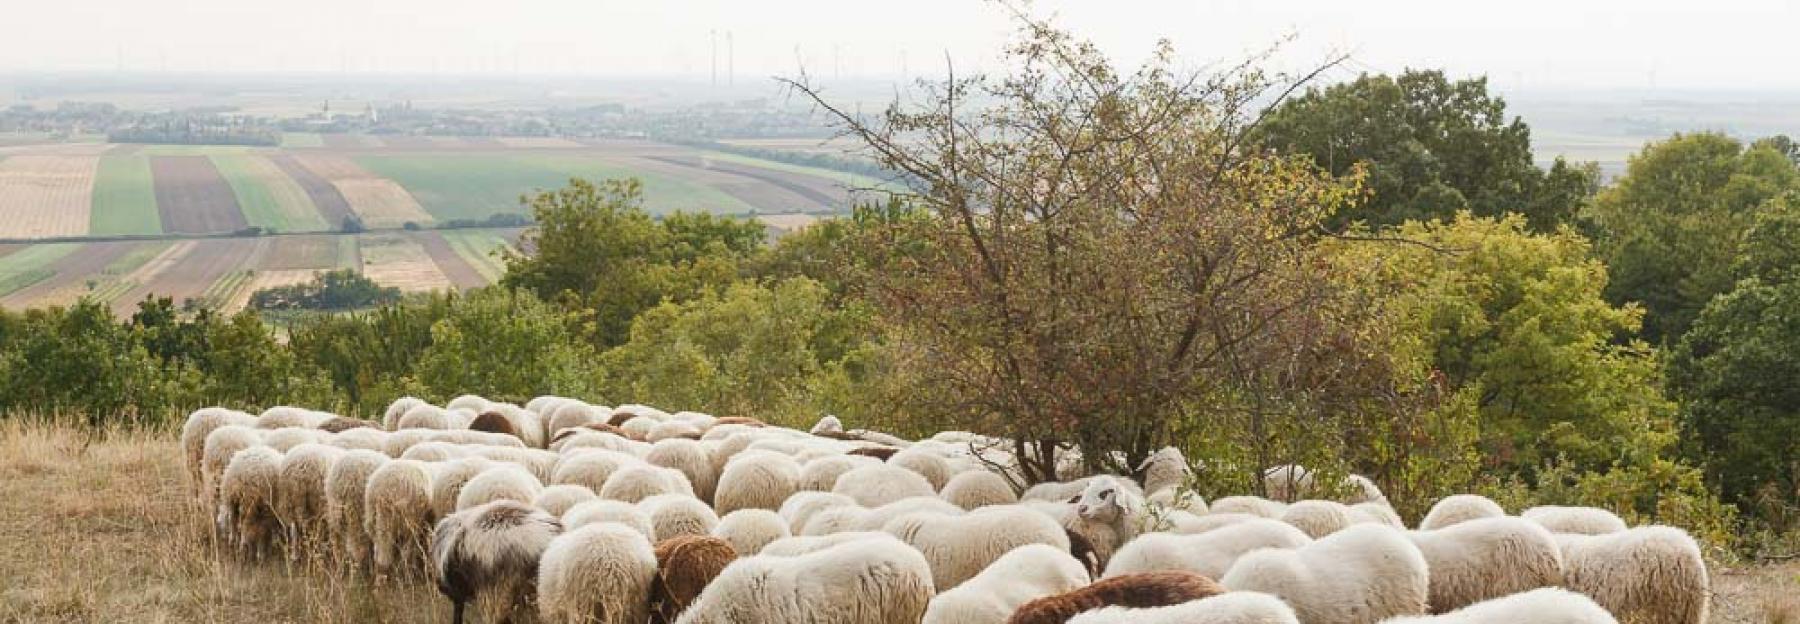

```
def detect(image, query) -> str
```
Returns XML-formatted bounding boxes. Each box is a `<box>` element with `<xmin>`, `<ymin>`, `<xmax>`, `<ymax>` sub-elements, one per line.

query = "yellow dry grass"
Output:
<box><xmin>357</xmin><ymin>233</ymin><xmax>450</xmax><ymax>293</ymax></box>
<box><xmin>0</xmin><ymin>420</ymin><xmax>446</xmax><ymax>623</ymax></box>
<box><xmin>290</xmin><ymin>155</ymin><xmax>433</xmax><ymax>229</ymax></box>
<box><xmin>0</xmin><ymin>156</ymin><xmax>99</xmax><ymax>238</ymax></box>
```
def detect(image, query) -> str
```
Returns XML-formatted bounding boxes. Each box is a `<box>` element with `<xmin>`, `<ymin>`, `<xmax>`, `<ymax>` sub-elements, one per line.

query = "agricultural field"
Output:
<box><xmin>0</xmin><ymin>133</ymin><xmax>866</xmax><ymax>315</ymax></box>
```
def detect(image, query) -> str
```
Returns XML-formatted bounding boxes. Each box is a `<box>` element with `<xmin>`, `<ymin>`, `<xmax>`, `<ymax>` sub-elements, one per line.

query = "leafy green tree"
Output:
<box><xmin>1668</xmin><ymin>277</ymin><xmax>1800</xmax><ymax>512</ymax></box>
<box><xmin>250</xmin><ymin>269</ymin><xmax>401</xmax><ymax>311</ymax></box>
<box><xmin>190</xmin><ymin>310</ymin><xmax>335</xmax><ymax>410</ymax></box>
<box><xmin>0</xmin><ymin>300</ymin><xmax>169</xmax><ymax>424</ymax></box>
<box><xmin>599</xmin><ymin>278</ymin><xmax>870</xmax><ymax>425</ymax></box>
<box><xmin>415</xmin><ymin>288</ymin><xmax>598</xmax><ymax>404</ymax></box>
<box><xmin>1589</xmin><ymin>133</ymin><xmax>1799</xmax><ymax>342</ymax></box>
<box><xmin>287</xmin><ymin>295</ymin><xmax>452</xmax><ymax>416</ymax></box>
<box><xmin>1257</xmin><ymin>70</ymin><xmax>1596</xmax><ymax>231</ymax></box>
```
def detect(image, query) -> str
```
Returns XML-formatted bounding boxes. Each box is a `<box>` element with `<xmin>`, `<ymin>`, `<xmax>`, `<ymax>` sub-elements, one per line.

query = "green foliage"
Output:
<box><xmin>1668</xmin><ymin>276</ymin><xmax>1800</xmax><ymax>514</ymax></box>
<box><xmin>1590</xmin><ymin>132</ymin><xmax>1800</xmax><ymax>342</ymax></box>
<box><xmin>598</xmin><ymin>278</ymin><xmax>870</xmax><ymax>427</ymax></box>
<box><xmin>250</xmin><ymin>269</ymin><xmax>401</xmax><ymax>311</ymax></box>
<box><xmin>416</xmin><ymin>288</ymin><xmax>599</xmax><ymax>405</ymax></box>
<box><xmin>1257</xmin><ymin>70</ymin><xmax>1596</xmax><ymax>231</ymax></box>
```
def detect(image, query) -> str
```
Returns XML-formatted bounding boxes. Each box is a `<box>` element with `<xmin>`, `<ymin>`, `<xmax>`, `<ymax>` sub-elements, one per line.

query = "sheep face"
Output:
<box><xmin>1075</xmin><ymin>477</ymin><xmax>1139</xmax><ymax>523</ymax></box>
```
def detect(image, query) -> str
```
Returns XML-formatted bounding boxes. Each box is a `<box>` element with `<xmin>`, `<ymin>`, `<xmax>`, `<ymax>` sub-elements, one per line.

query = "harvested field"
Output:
<box><xmin>102</xmin><ymin>241</ymin><xmax>195</xmax><ymax>315</ymax></box>
<box><xmin>291</xmin><ymin>155</ymin><xmax>432</xmax><ymax>228</ymax></box>
<box><xmin>0</xmin><ymin>241</ymin><xmax>143</xmax><ymax>308</ymax></box>
<box><xmin>357</xmin><ymin>233</ymin><xmax>450</xmax><ymax>292</ymax></box>
<box><xmin>259</xmin><ymin>234</ymin><xmax>348</xmax><ymax>271</ymax></box>
<box><xmin>266</xmin><ymin>154</ymin><xmax>354</xmax><ymax>229</ymax></box>
<box><xmin>213</xmin><ymin>155</ymin><xmax>329</xmax><ymax>233</ymax></box>
<box><xmin>110</xmin><ymin>238</ymin><xmax>259</xmax><ymax>311</ymax></box>
<box><xmin>148</xmin><ymin>156</ymin><xmax>249</xmax><ymax>234</ymax></box>
<box><xmin>0</xmin><ymin>155</ymin><xmax>100</xmax><ymax>239</ymax></box>
<box><xmin>494</xmin><ymin>136</ymin><xmax>583</xmax><ymax>148</ymax></box>
<box><xmin>411</xmin><ymin>231</ymin><xmax>486</xmax><ymax>290</ymax></box>
<box><xmin>88</xmin><ymin>155</ymin><xmax>162</xmax><ymax>236</ymax></box>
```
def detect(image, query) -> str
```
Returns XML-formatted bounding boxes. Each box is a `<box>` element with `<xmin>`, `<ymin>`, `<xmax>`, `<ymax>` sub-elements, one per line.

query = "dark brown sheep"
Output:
<box><xmin>847</xmin><ymin>446</ymin><xmax>900</xmax><ymax>461</ymax></box>
<box><xmin>317</xmin><ymin>416</ymin><xmax>377</xmax><ymax>433</ymax></box>
<box><xmin>649</xmin><ymin>535</ymin><xmax>738</xmax><ymax>624</ymax></box>
<box><xmin>469</xmin><ymin>411</ymin><xmax>520</xmax><ymax>439</ymax></box>
<box><xmin>606</xmin><ymin>410</ymin><xmax>641</xmax><ymax>427</ymax></box>
<box><xmin>1065</xmin><ymin>528</ymin><xmax>1103</xmax><ymax>579</ymax></box>
<box><xmin>1005</xmin><ymin>571</ymin><xmax>1226</xmax><ymax>624</ymax></box>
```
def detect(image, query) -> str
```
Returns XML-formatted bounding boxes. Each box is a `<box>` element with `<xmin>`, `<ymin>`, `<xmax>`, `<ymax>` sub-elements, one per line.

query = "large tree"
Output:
<box><xmin>1589</xmin><ymin>133</ymin><xmax>1798</xmax><ymax>343</ymax></box>
<box><xmin>1257</xmin><ymin>70</ymin><xmax>1597</xmax><ymax>232</ymax></box>
<box><xmin>788</xmin><ymin>19</ymin><xmax>1388</xmax><ymax>485</ymax></box>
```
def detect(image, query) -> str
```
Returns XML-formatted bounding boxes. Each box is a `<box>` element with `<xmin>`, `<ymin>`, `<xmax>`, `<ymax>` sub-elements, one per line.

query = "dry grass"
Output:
<box><xmin>0</xmin><ymin>421</ymin><xmax>446</xmax><ymax>624</ymax></box>
<box><xmin>1</xmin><ymin>418</ymin><xmax>1795</xmax><ymax>623</ymax></box>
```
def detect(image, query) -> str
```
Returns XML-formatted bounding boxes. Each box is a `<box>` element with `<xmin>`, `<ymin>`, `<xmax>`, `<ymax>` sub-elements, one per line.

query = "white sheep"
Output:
<box><xmin>1263</xmin><ymin>464</ymin><xmax>1313</xmax><ymax>502</ymax></box>
<box><xmin>939</xmin><ymin>470</ymin><xmax>1019</xmax><ymax>510</ymax></box>
<box><xmin>712</xmin><ymin>509</ymin><xmax>791</xmax><ymax>556</ymax></box>
<box><xmin>532</xmin><ymin>484</ymin><xmax>598</xmax><ymax>518</ymax></box>
<box><xmin>383</xmin><ymin>396</ymin><xmax>428</xmax><ymax>430</ymax></box>
<box><xmin>430</xmin><ymin>457</ymin><xmax>497</xmax><ymax>518</ymax></box>
<box><xmin>200</xmin><ymin>425</ymin><xmax>262</xmax><ymax>512</ymax></box>
<box><xmin>1065</xmin><ymin>592</ymin><xmax>1302</xmax><ymax>624</ymax></box>
<box><xmin>455</xmin><ymin>465</ymin><xmax>544</xmax><ymax>511</ymax></box>
<box><xmin>600</xmin><ymin>464</ymin><xmax>696</xmax><ymax>503</ymax></box>
<box><xmin>1280</xmin><ymin>499</ymin><xmax>1400</xmax><ymax>538</ymax></box>
<box><xmin>364</xmin><ymin>458</ymin><xmax>438</xmax><ymax>579</ymax></box>
<box><xmin>1072</xmin><ymin>476</ymin><xmax>1149</xmax><ymax>546</ymax></box>
<box><xmin>562</xmin><ymin>499</ymin><xmax>657</xmax><ymax>541</ymax></box>
<box><xmin>263</xmin><ymin>427</ymin><xmax>326</xmax><ymax>452</ymax></box>
<box><xmin>832</xmin><ymin>463</ymin><xmax>936</xmax><ymax>508</ymax></box>
<box><xmin>889</xmin><ymin>447</ymin><xmax>955</xmax><ymax>490</ymax></box>
<box><xmin>1022</xmin><ymin>476</ymin><xmax>1144</xmax><ymax>504</ymax></box>
<box><xmin>646</xmin><ymin>438</ymin><xmax>719</xmax><ymax>503</ymax></box>
<box><xmin>798</xmin><ymin>454</ymin><xmax>881</xmax><ymax>491</ymax></box>
<box><xmin>1137</xmin><ymin>447</ymin><xmax>1191</xmax><ymax>498</ymax></box>
<box><xmin>325</xmin><ymin>449</ymin><xmax>389</xmax><ymax>570</ymax></box>
<box><xmin>674</xmin><ymin>533</ymin><xmax>934</xmax><ymax>624</ymax></box>
<box><xmin>473</xmin><ymin>446</ymin><xmax>558</xmax><ymax>483</ymax></box>
<box><xmin>1168</xmin><ymin>512</ymin><xmax>1261</xmax><ymax>534</ymax></box>
<box><xmin>921</xmin><ymin>543</ymin><xmax>1090</xmax><ymax>624</ymax></box>
<box><xmin>275</xmin><ymin>442</ymin><xmax>345</xmax><ymax>556</ymax></box>
<box><xmin>777</xmin><ymin>491</ymin><xmax>858</xmax><ymax>533</ymax></box>
<box><xmin>525</xmin><ymin>395</ymin><xmax>571</xmax><ymax>415</ymax></box>
<box><xmin>552</xmin><ymin>449</ymin><xmax>643</xmax><ymax>492</ymax></box>
<box><xmin>432</xmin><ymin>500</ymin><xmax>563</xmax><ymax>624</ymax></box>
<box><xmin>1418</xmin><ymin>495</ymin><xmax>1505</xmax><ymax>531</ymax></box>
<box><xmin>1353</xmin><ymin>502</ymin><xmax>1406</xmax><ymax>528</ymax></box>
<box><xmin>759</xmin><ymin>530</ymin><xmax>897</xmax><ymax>557</ymax></box>
<box><xmin>396</xmin><ymin>403</ymin><xmax>466</xmax><ymax>430</ymax></box>
<box><xmin>802</xmin><ymin>496</ymin><xmax>965</xmax><ymax>536</ymax></box>
<box><xmin>1521</xmin><ymin>505</ymin><xmax>1627</xmax><ymax>535</ymax></box>
<box><xmin>1105</xmin><ymin>518</ymin><xmax>1312</xmax><ymax>579</ymax></box>
<box><xmin>217</xmin><ymin>445</ymin><xmax>285</xmax><ymax>560</ymax></box>
<box><xmin>326</xmin><ymin>426</ymin><xmax>389</xmax><ymax>453</ymax></box>
<box><xmin>882</xmin><ymin>504</ymin><xmax>1071</xmax><ymax>590</ymax></box>
<box><xmin>1407</xmin><ymin>516</ymin><xmax>1565</xmax><ymax>613</ymax></box>
<box><xmin>1210</xmin><ymin>496</ymin><xmax>1289</xmax><ymax>519</ymax></box>
<box><xmin>257</xmin><ymin>405</ymin><xmax>332</xmax><ymax>429</ymax></box>
<box><xmin>1379</xmin><ymin>587</ymin><xmax>1618</xmax><ymax>624</ymax></box>
<box><xmin>638</xmin><ymin>493</ymin><xmax>720</xmax><ymax>540</ymax></box>
<box><xmin>180</xmin><ymin>407</ymin><xmax>255</xmax><ymax>494</ymax></box>
<box><xmin>545</xmin><ymin>401</ymin><xmax>607</xmax><ymax>438</ymax></box>
<box><xmin>648</xmin><ymin>420</ymin><xmax>703</xmax><ymax>442</ymax></box>
<box><xmin>713</xmin><ymin>450</ymin><xmax>802</xmax><ymax>514</ymax></box>
<box><xmin>536</xmin><ymin>522</ymin><xmax>659</xmax><ymax>624</ymax></box>
<box><xmin>1221</xmin><ymin>523</ymin><xmax>1430</xmax><ymax>624</ymax></box>
<box><xmin>1555</xmin><ymin>525</ymin><xmax>1709</xmax><ymax>624</ymax></box>
<box><xmin>445</xmin><ymin>393</ymin><xmax>491</xmax><ymax>414</ymax></box>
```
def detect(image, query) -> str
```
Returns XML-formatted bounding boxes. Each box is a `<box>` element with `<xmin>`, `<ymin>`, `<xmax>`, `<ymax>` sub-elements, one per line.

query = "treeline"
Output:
<box><xmin>108</xmin><ymin>120</ymin><xmax>281</xmax><ymax>146</ymax></box>
<box><xmin>6</xmin><ymin>22</ymin><xmax>1800</xmax><ymax>553</ymax></box>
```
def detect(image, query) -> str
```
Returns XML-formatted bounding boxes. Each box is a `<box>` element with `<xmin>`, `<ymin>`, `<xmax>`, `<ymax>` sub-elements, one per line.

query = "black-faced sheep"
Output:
<box><xmin>432</xmin><ymin>500</ymin><xmax>563</xmax><ymax>624</ymax></box>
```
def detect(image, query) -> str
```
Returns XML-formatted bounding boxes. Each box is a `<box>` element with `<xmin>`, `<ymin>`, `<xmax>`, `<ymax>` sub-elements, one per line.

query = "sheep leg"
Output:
<box><xmin>450</xmin><ymin>599</ymin><xmax>465</xmax><ymax>624</ymax></box>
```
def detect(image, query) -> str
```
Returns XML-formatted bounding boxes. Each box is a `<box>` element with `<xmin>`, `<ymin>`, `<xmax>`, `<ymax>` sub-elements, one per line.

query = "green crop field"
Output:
<box><xmin>0</xmin><ymin>244</ymin><xmax>82</xmax><ymax>297</ymax></box>
<box><xmin>700</xmin><ymin>150</ymin><xmax>892</xmax><ymax>190</ymax></box>
<box><xmin>89</xmin><ymin>155</ymin><xmax>163</xmax><ymax>236</ymax></box>
<box><xmin>438</xmin><ymin>229</ymin><xmax>512</xmax><ymax>283</ymax></box>
<box><xmin>356</xmin><ymin>154</ymin><xmax>757</xmax><ymax>220</ymax></box>
<box><xmin>212</xmin><ymin>155</ymin><xmax>330</xmax><ymax>233</ymax></box>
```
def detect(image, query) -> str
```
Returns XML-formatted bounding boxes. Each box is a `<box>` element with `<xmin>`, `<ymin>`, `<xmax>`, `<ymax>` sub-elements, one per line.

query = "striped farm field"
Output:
<box><xmin>149</xmin><ymin>156</ymin><xmax>249</xmax><ymax>234</ymax></box>
<box><xmin>292</xmin><ymin>154</ymin><xmax>433</xmax><ymax>228</ymax></box>
<box><xmin>0</xmin><ymin>243</ymin><xmax>82</xmax><ymax>299</ymax></box>
<box><xmin>355</xmin><ymin>153</ymin><xmax>765</xmax><ymax>220</ymax></box>
<box><xmin>89</xmin><ymin>155</ymin><xmax>163</xmax><ymax>235</ymax></box>
<box><xmin>0</xmin><ymin>156</ymin><xmax>100</xmax><ymax>239</ymax></box>
<box><xmin>110</xmin><ymin>238</ymin><xmax>260</xmax><ymax>312</ymax></box>
<box><xmin>410</xmin><ymin>231</ymin><xmax>487</xmax><ymax>290</ymax></box>
<box><xmin>437</xmin><ymin>229</ymin><xmax>512</xmax><ymax>283</ymax></box>
<box><xmin>213</xmin><ymin>155</ymin><xmax>329</xmax><ymax>233</ymax></box>
<box><xmin>357</xmin><ymin>232</ymin><xmax>450</xmax><ymax>292</ymax></box>
<box><xmin>0</xmin><ymin>241</ymin><xmax>145</xmax><ymax>308</ymax></box>
<box><xmin>102</xmin><ymin>241</ymin><xmax>196</xmax><ymax>315</ymax></box>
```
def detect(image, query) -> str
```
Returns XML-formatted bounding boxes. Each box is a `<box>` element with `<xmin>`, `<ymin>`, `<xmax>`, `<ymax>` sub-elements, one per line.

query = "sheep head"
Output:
<box><xmin>1075</xmin><ymin>476</ymin><xmax>1141</xmax><ymax>523</ymax></box>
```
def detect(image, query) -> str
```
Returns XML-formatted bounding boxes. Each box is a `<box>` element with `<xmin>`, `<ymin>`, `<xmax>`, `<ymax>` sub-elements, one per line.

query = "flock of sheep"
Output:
<box><xmin>183</xmin><ymin>395</ymin><xmax>1712</xmax><ymax>624</ymax></box>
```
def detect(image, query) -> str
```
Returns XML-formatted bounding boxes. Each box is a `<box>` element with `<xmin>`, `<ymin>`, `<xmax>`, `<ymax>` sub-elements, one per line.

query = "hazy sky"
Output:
<box><xmin>4</xmin><ymin>0</ymin><xmax>1797</xmax><ymax>90</ymax></box>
